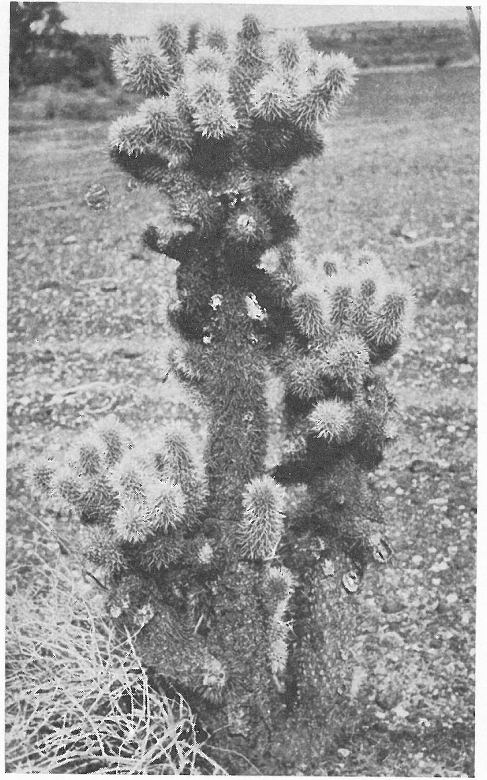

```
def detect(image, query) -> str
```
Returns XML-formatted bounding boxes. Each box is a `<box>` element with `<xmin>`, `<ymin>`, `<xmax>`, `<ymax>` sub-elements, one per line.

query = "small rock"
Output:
<box><xmin>84</xmin><ymin>182</ymin><xmax>110</xmax><ymax>210</ymax></box>
<box><xmin>342</xmin><ymin>570</ymin><xmax>361</xmax><ymax>594</ymax></box>
<box><xmin>350</xmin><ymin>666</ymin><xmax>367</xmax><ymax>698</ymax></box>
<box><xmin>393</xmin><ymin>703</ymin><xmax>410</xmax><ymax>719</ymax></box>
<box><xmin>337</xmin><ymin>748</ymin><xmax>350</xmax><ymax>758</ymax></box>
<box><xmin>376</xmin><ymin>689</ymin><xmax>401</xmax><ymax>710</ymax></box>
<box><xmin>36</xmin><ymin>349</ymin><xmax>55</xmax><ymax>363</ymax></box>
<box><xmin>322</xmin><ymin>559</ymin><xmax>335</xmax><ymax>576</ymax></box>
<box><xmin>101</xmin><ymin>283</ymin><xmax>118</xmax><ymax>292</ymax></box>
<box><xmin>112</xmin><ymin>348</ymin><xmax>143</xmax><ymax>359</ymax></box>
<box><xmin>430</xmin><ymin>560</ymin><xmax>448</xmax><ymax>573</ymax></box>
<box><xmin>62</xmin><ymin>235</ymin><xmax>77</xmax><ymax>244</ymax></box>
<box><xmin>400</xmin><ymin>225</ymin><xmax>418</xmax><ymax>241</ymax></box>
<box><xmin>459</xmin><ymin>363</ymin><xmax>474</xmax><ymax>374</ymax></box>
<box><xmin>382</xmin><ymin>598</ymin><xmax>406</xmax><ymax>615</ymax></box>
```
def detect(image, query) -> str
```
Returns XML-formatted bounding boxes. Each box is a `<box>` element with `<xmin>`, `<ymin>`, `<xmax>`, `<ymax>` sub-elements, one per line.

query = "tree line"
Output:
<box><xmin>10</xmin><ymin>2</ymin><xmax>118</xmax><ymax>90</ymax></box>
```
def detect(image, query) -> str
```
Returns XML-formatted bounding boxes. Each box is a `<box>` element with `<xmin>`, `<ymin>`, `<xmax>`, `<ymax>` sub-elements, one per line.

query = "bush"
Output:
<box><xmin>6</xmin><ymin>558</ymin><xmax>225</xmax><ymax>774</ymax></box>
<box><xmin>9</xmin><ymin>84</ymin><xmax>138</xmax><ymax>125</ymax></box>
<box><xmin>43</xmin><ymin>90</ymin><xmax>111</xmax><ymax>120</ymax></box>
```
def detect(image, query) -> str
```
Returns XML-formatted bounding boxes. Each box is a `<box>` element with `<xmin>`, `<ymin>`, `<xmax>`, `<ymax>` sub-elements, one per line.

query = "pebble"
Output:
<box><xmin>393</xmin><ymin>703</ymin><xmax>410</xmax><ymax>718</ymax></box>
<box><xmin>382</xmin><ymin>598</ymin><xmax>406</xmax><ymax>614</ymax></box>
<box><xmin>430</xmin><ymin>560</ymin><xmax>448</xmax><ymax>572</ymax></box>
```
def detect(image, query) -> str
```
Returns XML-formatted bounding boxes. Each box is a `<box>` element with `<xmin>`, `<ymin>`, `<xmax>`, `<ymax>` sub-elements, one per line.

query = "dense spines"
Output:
<box><xmin>250</xmin><ymin>72</ymin><xmax>293</xmax><ymax>121</ymax></box>
<box><xmin>317</xmin><ymin>257</ymin><xmax>414</xmax><ymax>360</ymax></box>
<box><xmin>29</xmin><ymin>420</ymin><xmax>201</xmax><ymax>578</ymax></box>
<box><xmin>366</xmin><ymin>284</ymin><xmax>414</xmax><ymax>351</ymax></box>
<box><xmin>76</xmin><ymin>435</ymin><xmax>104</xmax><ymax>477</ymax></box>
<box><xmin>325</xmin><ymin>273</ymin><xmax>355</xmax><ymax>327</ymax></box>
<box><xmin>79</xmin><ymin>474</ymin><xmax>120</xmax><ymax>525</ymax></box>
<box><xmin>263</xmin><ymin>565</ymin><xmax>295</xmax><ymax>684</ymax></box>
<box><xmin>270</xmin><ymin>29</ymin><xmax>312</xmax><ymax>74</ymax></box>
<box><xmin>55</xmin><ymin>465</ymin><xmax>84</xmax><ymax>506</ymax></box>
<box><xmin>93</xmin><ymin>415</ymin><xmax>133</xmax><ymax>467</ymax></box>
<box><xmin>290</xmin><ymin>284</ymin><xmax>329</xmax><ymax>340</ymax></box>
<box><xmin>109</xmin><ymin>19</ymin><xmax>356</xmax><ymax>186</ymax></box>
<box><xmin>196</xmin><ymin>23</ymin><xmax>229</xmax><ymax>53</ymax></box>
<box><xmin>285</xmin><ymin>354</ymin><xmax>328</xmax><ymax>404</ymax></box>
<box><xmin>186</xmin><ymin>68</ymin><xmax>238</xmax><ymax>139</ymax></box>
<box><xmin>109</xmin><ymin>114</ymin><xmax>151</xmax><ymax>158</ymax></box>
<box><xmin>277</xmin><ymin>248</ymin><xmax>411</xmax><ymax>494</ymax></box>
<box><xmin>29</xmin><ymin>457</ymin><xmax>55</xmax><ymax>494</ymax></box>
<box><xmin>148</xmin><ymin>425</ymin><xmax>207</xmax><ymax>527</ymax></box>
<box><xmin>135</xmin><ymin>531</ymin><xmax>186</xmax><ymax>572</ymax></box>
<box><xmin>186</xmin><ymin>45</ymin><xmax>227</xmax><ymax>76</ymax></box>
<box><xmin>269</xmin><ymin>615</ymin><xmax>291</xmax><ymax>677</ymax></box>
<box><xmin>265</xmin><ymin>565</ymin><xmax>295</xmax><ymax>613</ymax></box>
<box><xmin>225</xmin><ymin>208</ymin><xmax>272</xmax><ymax>253</ymax></box>
<box><xmin>114</xmin><ymin>482</ymin><xmax>185</xmax><ymax>542</ymax></box>
<box><xmin>141</xmin><ymin>224</ymin><xmax>194</xmax><ymax>260</ymax></box>
<box><xmin>323</xmin><ymin>334</ymin><xmax>370</xmax><ymax>394</ymax></box>
<box><xmin>141</xmin><ymin>95</ymin><xmax>193</xmax><ymax>156</ymax></box>
<box><xmin>112</xmin><ymin>37</ymin><xmax>177</xmax><ymax>97</ymax></box>
<box><xmin>157</xmin><ymin>22</ymin><xmax>186</xmax><ymax>78</ymax></box>
<box><xmin>81</xmin><ymin>526</ymin><xmax>127</xmax><ymax>575</ymax></box>
<box><xmin>292</xmin><ymin>52</ymin><xmax>358</xmax><ymax>128</ymax></box>
<box><xmin>240</xmin><ymin>476</ymin><xmax>285</xmax><ymax>560</ymax></box>
<box><xmin>309</xmin><ymin>398</ymin><xmax>356</xmax><ymax>444</ymax></box>
<box><xmin>168</xmin><ymin>344</ymin><xmax>203</xmax><ymax>385</ymax></box>
<box><xmin>113</xmin><ymin>497</ymin><xmax>153</xmax><ymax>543</ymax></box>
<box><xmin>112</xmin><ymin>452</ymin><xmax>146</xmax><ymax>499</ymax></box>
<box><xmin>253</xmin><ymin>175</ymin><xmax>294</xmax><ymax>219</ymax></box>
<box><xmin>108</xmin><ymin>575</ymin><xmax>215</xmax><ymax>692</ymax></box>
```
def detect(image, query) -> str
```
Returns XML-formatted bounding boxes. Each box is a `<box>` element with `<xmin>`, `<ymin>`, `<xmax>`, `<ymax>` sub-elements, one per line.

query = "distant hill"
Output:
<box><xmin>304</xmin><ymin>19</ymin><xmax>475</xmax><ymax>69</ymax></box>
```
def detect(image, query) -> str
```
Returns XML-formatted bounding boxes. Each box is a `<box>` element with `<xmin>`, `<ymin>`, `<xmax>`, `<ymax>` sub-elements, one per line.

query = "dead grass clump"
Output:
<box><xmin>6</xmin><ymin>561</ymin><xmax>225</xmax><ymax>774</ymax></box>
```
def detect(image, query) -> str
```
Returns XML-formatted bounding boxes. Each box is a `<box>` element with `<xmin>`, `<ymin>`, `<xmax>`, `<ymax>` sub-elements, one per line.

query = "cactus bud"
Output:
<box><xmin>309</xmin><ymin>399</ymin><xmax>355</xmax><ymax>444</ymax></box>
<box><xmin>240</xmin><ymin>476</ymin><xmax>285</xmax><ymax>560</ymax></box>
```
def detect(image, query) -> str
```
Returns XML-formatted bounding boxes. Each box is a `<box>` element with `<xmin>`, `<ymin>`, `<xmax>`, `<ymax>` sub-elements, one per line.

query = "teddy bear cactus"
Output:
<box><xmin>31</xmin><ymin>15</ymin><xmax>413</xmax><ymax>770</ymax></box>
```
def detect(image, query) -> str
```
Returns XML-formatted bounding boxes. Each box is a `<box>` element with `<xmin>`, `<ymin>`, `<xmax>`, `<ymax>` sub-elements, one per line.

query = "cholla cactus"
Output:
<box><xmin>31</xmin><ymin>15</ymin><xmax>413</xmax><ymax>770</ymax></box>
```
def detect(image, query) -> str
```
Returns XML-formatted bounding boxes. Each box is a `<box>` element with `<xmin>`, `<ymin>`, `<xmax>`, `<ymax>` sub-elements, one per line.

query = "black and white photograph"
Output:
<box><xmin>5</xmin><ymin>2</ymin><xmax>480</xmax><ymax>775</ymax></box>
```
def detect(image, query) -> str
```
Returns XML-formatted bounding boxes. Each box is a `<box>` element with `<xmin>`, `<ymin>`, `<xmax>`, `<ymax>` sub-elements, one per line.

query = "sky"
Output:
<box><xmin>59</xmin><ymin>3</ymin><xmax>471</xmax><ymax>35</ymax></box>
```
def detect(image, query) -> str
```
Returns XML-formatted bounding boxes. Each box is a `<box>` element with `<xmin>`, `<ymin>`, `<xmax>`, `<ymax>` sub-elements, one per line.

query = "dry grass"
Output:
<box><xmin>6</xmin><ymin>556</ymin><xmax>225</xmax><ymax>775</ymax></box>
